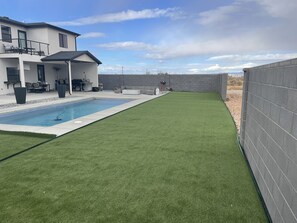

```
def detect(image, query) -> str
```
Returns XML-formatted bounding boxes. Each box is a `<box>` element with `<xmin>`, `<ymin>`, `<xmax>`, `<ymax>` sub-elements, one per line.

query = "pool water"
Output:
<box><xmin>0</xmin><ymin>98</ymin><xmax>132</xmax><ymax>127</ymax></box>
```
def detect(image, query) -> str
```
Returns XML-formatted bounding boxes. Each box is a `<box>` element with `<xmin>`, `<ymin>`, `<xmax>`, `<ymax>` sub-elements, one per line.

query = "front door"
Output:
<box><xmin>37</xmin><ymin>65</ymin><xmax>45</xmax><ymax>82</ymax></box>
<box><xmin>18</xmin><ymin>30</ymin><xmax>27</xmax><ymax>51</ymax></box>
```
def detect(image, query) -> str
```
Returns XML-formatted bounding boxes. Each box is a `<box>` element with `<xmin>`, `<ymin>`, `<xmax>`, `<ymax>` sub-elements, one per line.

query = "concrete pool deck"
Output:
<box><xmin>0</xmin><ymin>91</ymin><xmax>166</xmax><ymax>136</ymax></box>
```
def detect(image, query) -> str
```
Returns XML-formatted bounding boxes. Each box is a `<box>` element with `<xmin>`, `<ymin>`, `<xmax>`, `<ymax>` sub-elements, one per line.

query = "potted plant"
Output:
<box><xmin>57</xmin><ymin>84</ymin><xmax>66</xmax><ymax>98</ymax></box>
<box><xmin>14</xmin><ymin>86</ymin><xmax>27</xmax><ymax>104</ymax></box>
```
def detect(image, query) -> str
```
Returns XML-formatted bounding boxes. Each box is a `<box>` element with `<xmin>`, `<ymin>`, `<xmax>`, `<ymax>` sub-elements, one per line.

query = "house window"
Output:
<box><xmin>1</xmin><ymin>25</ymin><xmax>12</xmax><ymax>43</ymax></box>
<box><xmin>59</xmin><ymin>33</ymin><xmax>68</xmax><ymax>48</ymax></box>
<box><xmin>6</xmin><ymin>67</ymin><xmax>20</xmax><ymax>82</ymax></box>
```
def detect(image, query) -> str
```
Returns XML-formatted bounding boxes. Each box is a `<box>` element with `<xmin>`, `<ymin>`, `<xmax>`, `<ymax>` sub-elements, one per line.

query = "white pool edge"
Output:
<box><xmin>0</xmin><ymin>93</ymin><xmax>166</xmax><ymax>136</ymax></box>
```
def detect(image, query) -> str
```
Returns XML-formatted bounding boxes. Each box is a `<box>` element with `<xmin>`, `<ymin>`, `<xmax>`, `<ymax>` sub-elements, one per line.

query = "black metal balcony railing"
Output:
<box><xmin>0</xmin><ymin>38</ymin><xmax>50</xmax><ymax>56</ymax></box>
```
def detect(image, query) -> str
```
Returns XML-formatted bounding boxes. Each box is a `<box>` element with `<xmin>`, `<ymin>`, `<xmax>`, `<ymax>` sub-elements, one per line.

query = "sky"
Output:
<box><xmin>1</xmin><ymin>0</ymin><xmax>297</xmax><ymax>74</ymax></box>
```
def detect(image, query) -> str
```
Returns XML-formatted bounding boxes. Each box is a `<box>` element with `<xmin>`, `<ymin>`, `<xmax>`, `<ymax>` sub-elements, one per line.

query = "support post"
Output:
<box><xmin>68</xmin><ymin>61</ymin><xmax>72</xmax><ymax>95</ymax></box>
<box><xmin>18</xmin><ymin>56</ymin><xmax>25</xmax><ymax>87</ymax></box>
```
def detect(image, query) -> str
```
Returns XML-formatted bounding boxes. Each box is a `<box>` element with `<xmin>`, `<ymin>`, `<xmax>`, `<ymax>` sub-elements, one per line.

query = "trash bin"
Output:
<box><xmin>14</xmin><ymin>87</ymin><xmax>27</xmax><ymax>104</ymax></box>
<box><xmin>57</xmin><ymin>84</ymin><xmax>66</xmax><ymax>98</ymax></box>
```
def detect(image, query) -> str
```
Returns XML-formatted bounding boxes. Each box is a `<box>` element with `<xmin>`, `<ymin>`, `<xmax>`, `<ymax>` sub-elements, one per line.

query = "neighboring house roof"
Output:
<box><xmin>41</xmin><ymin>51</ymin><xmax>102</xmax><ymax>65</ymax></box>
<box><xmin>0</xmin><ymin>16</ymin><xmax>80</xmax><ymax>36</ymax></box>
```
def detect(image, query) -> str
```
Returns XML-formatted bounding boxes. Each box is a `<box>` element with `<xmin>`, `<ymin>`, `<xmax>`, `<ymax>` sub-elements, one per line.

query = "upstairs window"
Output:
<box><xmin>59</xmin><ymin>33</ymin><xmax>68</xmax><ymax>48</ymax></box>
<box><xmin>1</xmin><ymin>25</ymin><xmax>12</xmax><ymax>43</ymax></box>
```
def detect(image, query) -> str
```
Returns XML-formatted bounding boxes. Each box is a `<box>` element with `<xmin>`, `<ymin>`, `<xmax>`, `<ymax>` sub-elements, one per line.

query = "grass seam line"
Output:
<box><xmin>0</xmin><ymin>136</ymin><xmax>56</xmax><ymax>163</ymax></box>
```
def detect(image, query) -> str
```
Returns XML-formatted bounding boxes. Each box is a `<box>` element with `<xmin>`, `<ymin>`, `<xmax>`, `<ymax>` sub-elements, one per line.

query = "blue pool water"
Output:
<box><xmin>0</xmin><ymin>98</ymin><xmax>132</xmax><ymax>127</ymax></box>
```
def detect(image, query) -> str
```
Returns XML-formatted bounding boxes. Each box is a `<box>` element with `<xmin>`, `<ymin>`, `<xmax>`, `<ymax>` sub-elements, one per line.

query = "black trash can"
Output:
<box><xmin>14</xmin><ymin>87</ymin><xmax>27</xmax><ymax>104</ymax></box>
<box><xmin>57</xmin><ymin>84</ymin><xmax>66</xmax><ymax>98</ymax></box>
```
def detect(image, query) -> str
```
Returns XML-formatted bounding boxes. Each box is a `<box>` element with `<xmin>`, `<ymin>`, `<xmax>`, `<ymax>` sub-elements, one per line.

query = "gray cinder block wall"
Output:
<box><xmin>240</xmin><ymin>58</ymin><xmax>297</xmax><ymax>223</ymax></box>
<box><xmin>99</xmin><ymin>74</ymin><xmax>227</xmax><ymax>100</ymax></box>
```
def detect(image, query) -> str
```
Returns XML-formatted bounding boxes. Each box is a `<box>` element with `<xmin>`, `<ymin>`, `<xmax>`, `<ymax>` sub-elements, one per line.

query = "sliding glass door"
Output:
<box><xmin>18</xmin><ymin>30</ymin><xmax>27</xmax><ymax>51</ymax></box>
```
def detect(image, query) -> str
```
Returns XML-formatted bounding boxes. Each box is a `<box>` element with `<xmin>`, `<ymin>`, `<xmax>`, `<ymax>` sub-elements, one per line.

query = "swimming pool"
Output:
<box><xmin>0</xmin><ymin>98</ymin><xmax>132</xmax><ymax>127</ymax></box>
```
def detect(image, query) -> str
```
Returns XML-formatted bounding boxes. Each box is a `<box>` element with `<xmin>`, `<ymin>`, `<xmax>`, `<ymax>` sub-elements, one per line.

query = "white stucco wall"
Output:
<box><xmin>75</xmin><ymin>54</ymin><xmax>94</xmax><ymax>63</ymax></box>
<box><xmin>72</xmin><ymin>63</ymin><xmax>98</xmax><ymax>87</ymax></box>
<box><xmin>23</xmin><ymin>27</ymin><xmax>76</xmax><ymax>54</ymax></box>
<box><xmin>45</xmin><ymin>64</ymin><xmax>62</xmax><ymax>89</ymax></box>
<box><xmin>27</xmin><ymin>27</ymin><xmax>48</xmax><ymax>43</ymax></box>
<box><xmin>26</xmin><ymin>28</ymin><xmax>49</xmax><ymax>54</ymax></box>
<box><xmin>23</xmin><ymin>62</ymin><xmax>62</xmax><ymax>90</ymax></box>
<box><xmin>0</xmin><ymin>58</ymin><xmax>19</xmax><ymax>94</ymax></box>
<box><xmin>47</xmin><ymin>28</ymin><xmax>76</xmax><ymax>54</ymax></box>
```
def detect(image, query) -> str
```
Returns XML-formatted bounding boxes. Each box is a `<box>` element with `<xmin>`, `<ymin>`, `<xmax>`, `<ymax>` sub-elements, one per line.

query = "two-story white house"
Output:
<box><xmin>0</xmin><ymin>16</ymin><xmax>102</xmax><ymax>95</ymax></box>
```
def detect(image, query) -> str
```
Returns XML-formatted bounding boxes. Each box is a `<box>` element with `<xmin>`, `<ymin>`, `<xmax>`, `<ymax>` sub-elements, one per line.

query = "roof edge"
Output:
<box><xmin>0</xmin><ymin>16</ymin><xmax>80</xmax><ymax>36</ymax></box>
<box><xmin>41</xmin><ymin>51</ymin><xmax>102</xmax><ymax>65</ymax></box>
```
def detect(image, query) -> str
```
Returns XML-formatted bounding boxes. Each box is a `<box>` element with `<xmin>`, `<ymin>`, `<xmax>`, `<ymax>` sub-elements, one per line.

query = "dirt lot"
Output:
<box><xmin>225</xmin><ymin>90</ymin><xmax>242</xmax><ymax>133</ymax></box>
<box><xmin>228</xmin><ymin>76</ymin><xmax>243</xmax><ymax>91</ymax></box>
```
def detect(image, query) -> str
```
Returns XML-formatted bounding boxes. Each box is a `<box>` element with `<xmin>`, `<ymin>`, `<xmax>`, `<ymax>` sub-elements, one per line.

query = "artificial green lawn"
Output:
<box><xmin>0</xmin><ymin>92</ymin><xmax>266</xmax><ymax>222</ymax></box>
<box><xmin>0</xmin><ymin>131</ymin><xmax>54</xmax><ymax>160</ymax></box>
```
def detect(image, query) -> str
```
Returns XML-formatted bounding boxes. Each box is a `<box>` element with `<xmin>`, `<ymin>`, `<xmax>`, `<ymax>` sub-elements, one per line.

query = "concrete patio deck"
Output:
<box><xmin>0</xmin><ymin>91</ymin><xmax>165</xmax><ymax>136</ymax></box>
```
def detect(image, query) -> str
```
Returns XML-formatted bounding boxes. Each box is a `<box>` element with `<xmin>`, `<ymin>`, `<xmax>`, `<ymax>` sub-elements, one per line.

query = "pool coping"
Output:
<box><xmin>0</xmin><ymin>93</ymin><xmax>167</xmax><ymax>136</ymax></box>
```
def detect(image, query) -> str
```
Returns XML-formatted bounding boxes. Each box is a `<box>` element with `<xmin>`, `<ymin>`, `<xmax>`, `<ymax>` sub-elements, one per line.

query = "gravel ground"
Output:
<box><xmin>225</xmin><ymin>90</ymin><xmax>242</xmax><ymax>133</ymax></box>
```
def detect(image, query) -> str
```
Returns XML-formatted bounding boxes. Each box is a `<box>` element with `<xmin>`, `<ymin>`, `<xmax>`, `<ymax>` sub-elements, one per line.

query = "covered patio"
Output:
<box><xmin>41</xmin><ymin>51</ymin><xmax>102</xmax><ymax>94</ymax></box>
<box><xmin>0</xmin><ymin>51</ymin><xmax>101</xmax><ymax>95</ymax></box>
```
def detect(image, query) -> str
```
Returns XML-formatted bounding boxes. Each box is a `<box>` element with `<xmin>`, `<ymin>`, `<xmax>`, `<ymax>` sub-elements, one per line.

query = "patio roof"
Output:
<box><xmin>41</xmin><ymin>51</ymin><xmax>102</xmax><ymax>65</ymax></box>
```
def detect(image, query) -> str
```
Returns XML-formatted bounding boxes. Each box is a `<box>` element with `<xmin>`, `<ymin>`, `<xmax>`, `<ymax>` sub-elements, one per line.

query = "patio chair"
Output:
<box><xmin>3</xmin><ymin>44</ymin><xmax>13</xmax><ymax>53</ymax></box>
<box><xmin>3</xmin><ymin>44</ymin><xmax>23</xmax><ymax>54</ymax></box>
<box><xmin>25</xmin><ymin>82</ymin><xmax>33</xmax><ymax>92</ymax></box>
<box><xmin>37</xmin><ymin>50</ymin><xmax>45</xmax><ymax>56</ymax></box>
<box><xmin>29</xmin><ymin>82</ymin><xmax>46</xmax><ymax>93</ymax></box>
<box><xmin>33</xmin><ymin>50</ymin><xmax>45</xmax><ymax>56</ymax></box>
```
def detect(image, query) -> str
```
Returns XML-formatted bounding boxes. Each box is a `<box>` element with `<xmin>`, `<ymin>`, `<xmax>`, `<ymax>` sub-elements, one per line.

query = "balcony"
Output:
<box><xmin>0</xmin><ymin>38</ymin><xmax>50</xmax><ymax>56</ymax></box>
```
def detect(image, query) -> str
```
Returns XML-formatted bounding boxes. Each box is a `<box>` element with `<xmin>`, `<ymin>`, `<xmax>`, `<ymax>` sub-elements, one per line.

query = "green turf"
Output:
<box><xmin>0</xmin><ymin>131</ymin><xmax>55</xmax><ymax>160</ymax></box>
<box><xmin>0</xmin><ymin>92</ymin><xmax>266</xmax><ymax>222</ymax></box>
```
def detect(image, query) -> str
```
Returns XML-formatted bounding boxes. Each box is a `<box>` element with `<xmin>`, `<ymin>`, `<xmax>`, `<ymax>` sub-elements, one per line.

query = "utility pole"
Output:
<box><xmin>121</xmin><ymin>66</ymin><xmax>124</xmax><ymax>87</ymax></box>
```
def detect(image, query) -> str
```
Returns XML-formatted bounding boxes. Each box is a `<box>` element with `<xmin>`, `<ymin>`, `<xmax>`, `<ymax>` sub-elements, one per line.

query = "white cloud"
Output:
<box><xmin>144</xmin><ymin>34</ymin><xmax>267</xmax><ymax>60</ymax></box>
<box><xmin>97</xmin><ymin>35</ymin><xmax>297</xmax><ymax>63</ymax></box>
<box><xmin>80</xmin><ymin>32</ymin><xmax>105</xmax><ymax>38</ymax></box>
<box><xmin>97</xmin><ymin>41</ymin><xmax>155</xmax><ymax>51</ymax></box>
<box><xmin>99</xmin><ymin>63</ymin><xmax>194</xmax><ymax>74</ymax></box>
<box><xmin>203</xmin><ymin>63</ymin><xmax>256</xmax><ymax>71</ymax></box>
<box><xmin>99</xmin><ymin>62</ymin><xmax>257</xmax><ymax>75</ymax></box>
<box><xmin>208</xmin><ymin>53</ymin><xmax>297</xmax><ymax>62</ymax></box>
<box><xmin>188</xmin><ymin>63</ymin><xmax>256</xmax><ymax>74</ymax></box>
<box><xmin>197</xmin><ymin>0</ymin><xmax>297</xmax><ymax>27</ymax></box>
<box><xmin>97</xmin><ymin>35</ymin><xmax>297</xmax><ymax>62</ymax></box>
<box><xmin>198</xmin><ymin>4</ymin><xmax>240</xmax><ymax>25</ymax></box>
<box><xmin>86</xmin><ymin>1</ymin><xmax>297</xmax><ymax>74</ymax></box>
<box><xmin>99</xmin><ymin>64</ymin><xmax>148</xmax><ymax>74</ymax></box>
<box><xmin>52</xmin><ymin>8</ymin><xmax>181</xmax><ymax>26</ymax></box>
<box><xmin>251</xmin><ymin>0</ymin><xmax>297</xmax><ymax>19</ymax></box>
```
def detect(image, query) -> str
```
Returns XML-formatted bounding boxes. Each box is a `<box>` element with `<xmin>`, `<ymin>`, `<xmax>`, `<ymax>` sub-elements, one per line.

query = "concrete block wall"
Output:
<box><xmin>99</xmin><ymin>74</ymin><xmax>227</xmax><ymax>100</ymax></box>
<box><xmin>240</xmin><ymin>58</ymin><xmax>297</xmax><ymax>223</ymax></box>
